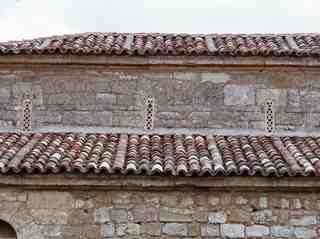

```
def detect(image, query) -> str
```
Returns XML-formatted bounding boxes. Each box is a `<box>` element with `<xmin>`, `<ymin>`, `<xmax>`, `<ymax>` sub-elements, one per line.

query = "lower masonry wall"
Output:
<box><xmin>1</xmin><ymin>187</ymin><xmax>320</xmax><ymax>239</ymax></box>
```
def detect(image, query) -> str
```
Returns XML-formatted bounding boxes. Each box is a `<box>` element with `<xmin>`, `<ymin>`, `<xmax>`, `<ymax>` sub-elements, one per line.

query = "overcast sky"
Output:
<box><xmin>0</xmin><ymin>0</ymin><xmax>319</xmax><ymax>41</ymax></box>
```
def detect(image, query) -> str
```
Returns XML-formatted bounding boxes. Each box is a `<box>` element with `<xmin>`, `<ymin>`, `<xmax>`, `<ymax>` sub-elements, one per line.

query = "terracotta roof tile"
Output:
<box><xmin>1</xmin><ymin>33</ymin><xmax>320</xmax><ymax>57</ymax></box>
<box><xmin>1</xmin><ymin>133</ymin><xmax>320</xmax><ymax>176</ymax></box>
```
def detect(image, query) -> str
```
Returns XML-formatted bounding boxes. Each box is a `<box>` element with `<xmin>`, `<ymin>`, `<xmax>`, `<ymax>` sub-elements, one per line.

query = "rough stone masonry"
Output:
<box><xmin>1</xmin><ymin>65</ymin><xmax>320</xmax><ymax>131</ymax></box>
<box><xmin>2</xmin><ymin>185</ymin><xmax>320</xmax><ymax>239</ymax></box>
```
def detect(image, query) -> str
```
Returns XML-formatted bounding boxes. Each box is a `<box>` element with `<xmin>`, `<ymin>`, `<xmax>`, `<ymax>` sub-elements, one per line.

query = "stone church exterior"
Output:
<box><xmin>0</xmin><ymin>32</ymin><xmax>319</xmax><ymax>238</ymax></box>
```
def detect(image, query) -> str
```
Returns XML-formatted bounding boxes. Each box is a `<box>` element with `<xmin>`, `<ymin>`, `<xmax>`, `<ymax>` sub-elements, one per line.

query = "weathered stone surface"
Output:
<box><xmin>126</xmin><ymin>223</ymin><xmax>141</xmax><ymax>235</ymax></box>
<box><xmin>256</xmin><ymin>88</ymin><xmax>287</xmax><ymax>108</ymax></box>
<box><xmin>173</xmin><ymin>72</ymin><xmax>199</xmax><ymax>81</ymax></box>
<box><xmin>301</xmin><ymin>90</ymin><xmax>320</xmax><ymax>112</ymax></box>
<box><xmin>292</xmin><ymin>198</ymin><xmax>302</xmax><ymax>209</ymax></box>
<box><xmin>62</xmin><ymin>111</ymin><xmax>112</xmax><ymax>126</ymax></box>
<box><xmin>271</xmin><ymin>226</ymin><xmax>292</xmax><ymax>238</ymax></box>
<box><xmin>18</xmin><ymin>222</ymin><xmax>42</xmax><ymax>239</ymax></box>
<box><xmin>116</xmin><ymin>223</ymin><xmax>127</xmax><ymax>237</ymax></box>
<box><xmin>294</xmin><ymin>227</ymin><xmax>317</xmax><ymax>239</ymax></box>
<box><xmin>281</xmin><ymin>198</ymin><xmax>290</xmax><ymax>209</ymax></box>
<box><xmin>208</xmin><ymin>211</ymin><xmax>227</xmax><ymax>224</ymax></box>
<box><xmin>27</xmin><ymin>191</ymin><xmax>73</xmax><ymax>209</ymax></box>
<box><xmin>193</xmin><ymin>82</ymin><xmax>224</xmax><ymax>108</ymax></box>
<box><xmin>228</xmin><ymin>208</ymin><xmax>251</xmax><ymax>223</ymax></box>
<box><xmin>141</xmin><ymin>223</ymin><xmax>161</xmax><ymax>236</ymax></box>
<box><xmin>111</xmin><ymin>192</ymin><xmax>131</xmax><ymax>204</ymax></box>
<box><xmin>132</xmin><ymin>206</ymin><xmax>158</xmax><ymax>222</ymax></box>
<box><xmin>94</xmin><ymin>207</ymin><xmax>111</xmax><ymax>223</ymax></box>
<box><xmin>80</xmin><ymin>225</ymin><xmax>100</xmax><ymax>239</ymax></box>
<box><xmin>208</xmin><ymin>196</ymin><xmax>220</xmax><ymax>206</ymax></box>
<box><xmin>34</xmin><ymin>111</ymin><xmax>62</xmax><ymax>125</ymax></box>
<box><xmin>201</xmin><ymin>224</ymin><xmax>220</xmax><ymax>237</ymax></box>
<box><xmin>0</xmin><ymin>87</ymin><xmax>10</xmax><ymax>103</ymax></box>
<box><xmin>188</xmin><ymin>223</ymin><xmax>200</xmax><ymax>236</ymax></box>
<box><xmin>101</xmin><ymin>223</ymin><xmax>114</xmax><ymax>238</ymax></box>
<box><xmin>246</xmin><ymin>225</ymin><xmax>270</xmax><ymax>237</ymax></box>
<box><xmin>12</xmin><ymin>82</ymin><xmax>33</xmax><ymax>98</ymax></box>
<box><xmin>31</xmin><ymin>209</ymin><xmax>68</xmax><ymax>224</ymax></box>
<box><xmin>224</xmin><ymin>85</ymin><xmax>255</xmax><ymax>106</ymax></box>
<box><xmin>290</xmin><ymin>215</ymin><xmax>317</xmax><ymax>226</ymax></box>
<box><xmin>110</xmin><ymin>208</ymin><xmax>128</xmax><ymax>222</ymax></box>
<box><xmin>96</xmin><ymin>93</ymin><xmax>116</xmax><ymax>107</ymax></box>
<box><xmin>163</xmin><ymin>223</ymin><xmax>188</xmax><ymax>236</ymax></box>
<box><xmin>287</xmin><ymin>89</ymin><xmax>301</xmax><ymax>110</ymax></box>
<box><xmin>160</xmin><ymin>207</ymin><xmax>193</xmax><ymax>222</ymax></box>
<box><xmin>235</xmin><ymin>196</ymin><xmax>248</xmax><ymax>205</ymax></box>
<box><xmin>252</xmin><ymin>209</ymin><xmax>274</xmax><ymax>224</ymax></box>
<box><xmin>67</xmin><ymin>209</ymin><xmax>94</xmax><ymax>225</ymax></box>
<box><xmin>221</xmin><ymin>224</ymin><xmax>245</xmax><ymax>238</ymax></box>
<box><xmin>40</xmin><ymin>225</ymin><xmax>62</xmax><ymax>237</ymax></box>
<box><xmin>276</xmin><ymin>112</ymin><xmax>304</xmax><ymax>127</ymax></box>
<box><xmin>259</xmin><ymin>196</ymin><xmax>268</xmax><ymax>208</ymax></box>
<box><xmin>200</xmin><ymin>72</ymin><xmax>231</xmax><ymax>84</ymax></box>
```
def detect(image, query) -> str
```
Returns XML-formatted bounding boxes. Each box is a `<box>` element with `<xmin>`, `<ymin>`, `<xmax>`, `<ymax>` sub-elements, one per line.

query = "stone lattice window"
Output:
<box><xmin>0</xmin><ymin>220</ymin><xmax>17</xmax><ymax>239</ymax></box>
<box><xmin>18</xmin><ymin>98</ymin><xmax>33</xmax><ymax>131</ymax></box>
<box><xmin>265</xmin><ymin>100</ymin><xmax>275</xmax><ymax>133</ymax></box>
<box><xmin>144</xmin><ymin>96</ymin><xmax>155</xmax><ymax>130</ymax></box>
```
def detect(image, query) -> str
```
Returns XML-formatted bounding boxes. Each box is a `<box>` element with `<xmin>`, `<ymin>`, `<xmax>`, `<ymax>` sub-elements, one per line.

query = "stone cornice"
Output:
<box><xmin>0</xmin><ymin>175</ymin><xmax>319</xmax><ymax>192</ymax></box>
<box><xmin>0</xmin><ymin>55</ymin><xmax>319</xmax><ymax>68</ymax></box>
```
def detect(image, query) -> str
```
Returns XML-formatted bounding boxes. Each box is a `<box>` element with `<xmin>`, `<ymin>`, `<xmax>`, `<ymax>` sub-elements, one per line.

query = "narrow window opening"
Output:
<box><xmin>264</xmin><ymin>100</ymin><xmax>275</xmax><ymax>133</ymax></box>
<box><xmin>144</xmin><ymin>96</ymin><xmax>155</xmax><ymax>130</ymax></box>
<box><xmin>21</xmin><ymin>99</ymin><xmax>32</xmax><ymax>132</ymax></box>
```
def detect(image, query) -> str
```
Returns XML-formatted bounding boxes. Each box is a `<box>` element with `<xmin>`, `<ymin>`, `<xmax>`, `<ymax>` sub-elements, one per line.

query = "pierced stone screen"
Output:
<box><xmin>265</xmin><ymin>100</ymin><xmax>275</xmax><ymax>133</ymax></box>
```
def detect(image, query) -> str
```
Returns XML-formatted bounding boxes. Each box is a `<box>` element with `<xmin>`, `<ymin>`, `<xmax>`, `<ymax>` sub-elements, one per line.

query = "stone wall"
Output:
<box><xmin>1</xmin><ymin>187</ymin><xmax>320</xmax><ymax>238</ymax></box>
<box><xmin>0</xmin><ymin>66</ymin><xmax>320</xmax><ymax>131</ymax></box>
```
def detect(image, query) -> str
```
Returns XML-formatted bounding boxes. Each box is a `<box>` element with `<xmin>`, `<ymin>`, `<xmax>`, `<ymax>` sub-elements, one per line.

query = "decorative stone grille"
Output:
<box><xmin>20</xmin><ymin>99</ymin><xmax>32</xmax><ymax>132</ymax></box>
<box><xmin>144</xmin><ymin>96</ymin><xmax>155</xmax><ymax>130</ymax></box>
<box><xmin>265</xmin><ymin>100</ymin><xmax>275</xmax><ymax>133</ymax></box>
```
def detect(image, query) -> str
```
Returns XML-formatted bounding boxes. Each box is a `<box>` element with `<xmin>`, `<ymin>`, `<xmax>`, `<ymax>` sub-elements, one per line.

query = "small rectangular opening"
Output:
<box><xmin>144</xmin><ymin>96</ymin><xmax>155</xmax><ymax>130</ymax></box>
<box><xmin>265</xmin><ymin>100</ymin><xmax>275</xmax><ymax>133</ymax></box>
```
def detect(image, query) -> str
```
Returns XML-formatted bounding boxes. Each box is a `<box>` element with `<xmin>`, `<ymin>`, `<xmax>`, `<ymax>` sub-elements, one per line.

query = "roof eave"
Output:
<box><xmin>1</xmin><ymin>174</ymin><xmax>320</xmax><ymax>192</ymax></box>
<box><xmin>0</xmin><ymin>54</ymin><xmax>320</xmax><ymax>68</ymax></box>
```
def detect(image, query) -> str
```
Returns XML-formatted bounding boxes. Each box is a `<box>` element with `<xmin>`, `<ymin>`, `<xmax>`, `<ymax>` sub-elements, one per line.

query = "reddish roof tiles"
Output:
<box><xmin>0</xmin><ymin>33</ymin><xmax>320</xmax><ymax>57</ymax></box>
<box><xmin>1</xmin><ymin>133</ymin><xmax>320</xmax><ymax>176</ymax></box>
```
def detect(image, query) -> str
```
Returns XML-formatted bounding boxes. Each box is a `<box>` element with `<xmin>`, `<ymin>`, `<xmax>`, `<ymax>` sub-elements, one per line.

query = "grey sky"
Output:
<box><xmin>0</xmin><ymin>0</ymin><xmax>319</xmax><ymax>41</ymax></box>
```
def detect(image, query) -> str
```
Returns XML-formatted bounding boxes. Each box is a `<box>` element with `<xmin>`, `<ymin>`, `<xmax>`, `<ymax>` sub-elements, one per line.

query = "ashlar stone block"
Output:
<box><xmin>94</xmin><ymin>207</ymin><xmax>111</xmax><ymax>224</ymax></box>
<box><xmin>246</xmin><ymin>225</ymin><xmax>270</xmax><ymax>237</ymax></box>
<box><xmin>201</xmin><ymin>224</ymin><xmax>220</xmax><ymax>237</ymax></box>
<box><xmin>208</xmin><ymin>211</ymin><xmax>227</xmax><ymax>224</ymax></box>
<box><xmin>163</xmin><ymin>223</ymin><xmax>188</xmax><ymax>236</ymax></box>
<box><xmin>271</xmin><ymin>226</ymin><xmax>292</xmax><ymax>238</ymax></box>
<box><xmin>221</xmin><ymin>224</ymin><xmax>245</xmax><ymax>238</ymax></box>
<box><xmin>224</xmin><ymin>85</ymin><xmax>255</xmax><ymax>106</ymax></box>
<box><xmin>290</xmin><ymin>215</ymin><xmax>317</xmax><ymax>226</ymax></box>
<box><xmin>294</xmin><ymin>227</ymin><xmax>317</xmax><ymax>239</ymax></box>
<box><xmin>101</xmin><ymin>223</ymin><xmax>114</xmax><ymax>238</ymax></box>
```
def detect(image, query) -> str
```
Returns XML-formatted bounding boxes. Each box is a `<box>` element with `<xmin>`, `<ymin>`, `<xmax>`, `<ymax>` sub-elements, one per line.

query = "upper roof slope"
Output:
<box><xmin>0</xmin><ymin>32</ymin><xmax>320</xmax><ymax>57</ymax></box>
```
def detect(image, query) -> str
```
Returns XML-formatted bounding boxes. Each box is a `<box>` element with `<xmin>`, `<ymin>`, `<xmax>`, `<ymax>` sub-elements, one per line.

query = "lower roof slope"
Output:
<box><xmin>0</xmin><ymin>133</ymin><xmax>319</xmax><ymax>177</ymax></box>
